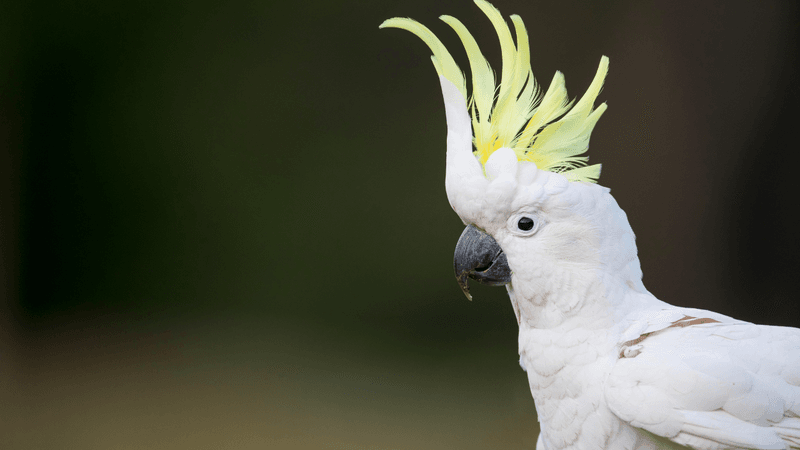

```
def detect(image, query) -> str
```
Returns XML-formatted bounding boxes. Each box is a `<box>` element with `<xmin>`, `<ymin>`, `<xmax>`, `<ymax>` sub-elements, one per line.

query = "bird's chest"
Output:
<box><xmin>518</xmin><ymin>325</ymin><xmax>627</xmax><ymax>449</ymax></box>
<box><xmin>517</xmin><ymin>324</ymin><xmax>692</xmax><ymax>450</ymax></box>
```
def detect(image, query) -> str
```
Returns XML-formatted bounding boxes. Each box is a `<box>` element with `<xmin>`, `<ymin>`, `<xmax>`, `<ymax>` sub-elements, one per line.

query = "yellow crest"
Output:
<box><xmin>381</xmin><ymin>0</ymin><xmax>608</xmax><ymax>183</ymax></box>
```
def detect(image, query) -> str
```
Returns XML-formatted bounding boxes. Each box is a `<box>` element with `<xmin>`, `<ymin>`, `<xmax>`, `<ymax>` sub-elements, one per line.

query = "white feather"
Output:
<box><xmin>382</xmin><ymin>3</ymin><xmax>800</xmax><ymax>450</ymax></box>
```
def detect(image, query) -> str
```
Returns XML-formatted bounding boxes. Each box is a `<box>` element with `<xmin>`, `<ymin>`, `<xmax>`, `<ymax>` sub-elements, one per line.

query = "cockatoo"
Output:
<box><xmin>381</xmin><ymin>1</ymin><xmax>800</xmax><ymax>449</ymax></box>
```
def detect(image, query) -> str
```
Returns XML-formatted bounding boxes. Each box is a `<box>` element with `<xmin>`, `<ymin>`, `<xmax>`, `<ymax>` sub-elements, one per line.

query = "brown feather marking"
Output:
<box><xmin>619</xmin><ymin>316</ymin><xmax>720</xmax><ymax>358</ymax></box>
<box><xmin>669</xmin><ymin>315</ymin><xmax>721</xmax><ymax>328</ymax></box>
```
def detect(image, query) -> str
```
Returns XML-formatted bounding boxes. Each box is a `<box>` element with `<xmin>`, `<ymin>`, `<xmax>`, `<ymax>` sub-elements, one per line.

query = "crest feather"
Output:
<box><xmin>381</xmin><ymin>0</ymin><xmax>608</xmax><ymax>184</ymax></box>
<box><xmin>379</xmin><ymin>18</ymin><xmax>467</xmax><ymax>99</ymax></box>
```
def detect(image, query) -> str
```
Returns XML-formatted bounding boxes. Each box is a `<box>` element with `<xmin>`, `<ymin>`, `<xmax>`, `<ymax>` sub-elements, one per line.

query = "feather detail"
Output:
<box><xmin>438</xmin><ymin>15</ymin><xmax>496</xmax><ymax>159</ymax></box>
<box><xmin>381</xmin><ymin>1</ymin><xmax>608</xmax><ymax>184</ymax></box>
<box><xmin>561</xmin><ymin>164</ymin><xmax>601</xmax><ymax>183</ymax></box>
<box><xmin>379</xmin><ymin>18</ymin><xmax>466</xmax><ymax>100</ymax></box>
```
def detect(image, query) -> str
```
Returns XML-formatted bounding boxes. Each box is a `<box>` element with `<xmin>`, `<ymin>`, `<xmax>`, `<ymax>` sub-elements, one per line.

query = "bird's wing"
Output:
<box><xmin>605</xmin><ymin>319</ymin><xmax>800</xmax><ymax>450</ymax></box>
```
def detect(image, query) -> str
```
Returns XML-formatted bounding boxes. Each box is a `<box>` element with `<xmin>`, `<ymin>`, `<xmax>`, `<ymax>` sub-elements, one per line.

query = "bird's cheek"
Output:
<box><xmin>504</xmin><ymin>247</ymin><xmax>550</xmax><ymax>300</ymax></box>
<box><xmin>498</xmin><ymin>236</ymin><xmax>530</xmax><ymax>270</ymax></box>
<box><xmin>502</xmin><ymin>249</ymin><xmax>525</xmax><ymax>285</ymax></box>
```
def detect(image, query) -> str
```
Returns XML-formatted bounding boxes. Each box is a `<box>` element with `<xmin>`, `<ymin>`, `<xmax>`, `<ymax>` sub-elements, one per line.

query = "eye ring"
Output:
<box><xmin>508</xmin><ymin>213</ymin><xmax>541</xmax><ymax>236</ymax></box>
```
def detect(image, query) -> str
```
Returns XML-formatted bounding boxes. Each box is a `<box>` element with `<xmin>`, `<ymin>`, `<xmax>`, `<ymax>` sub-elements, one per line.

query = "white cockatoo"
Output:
<box><xmin>381</xmin><ymin>1</ymin><xmax>800</xmax><ymax>449</ymax></box>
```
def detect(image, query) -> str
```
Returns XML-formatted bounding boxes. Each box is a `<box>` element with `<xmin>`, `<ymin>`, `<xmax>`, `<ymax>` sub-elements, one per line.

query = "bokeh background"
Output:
<box><xmin>1</xmin><ymin>0</ymin><xmax>799</xmax><ymax>448</ymax></box>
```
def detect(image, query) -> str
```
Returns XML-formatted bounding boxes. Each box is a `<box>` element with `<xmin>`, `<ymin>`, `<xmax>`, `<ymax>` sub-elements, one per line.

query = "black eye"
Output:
<box><xmin>517</xmin><ymin>217</ymin><xmax>534</xmax><ymax>231</ymax></box>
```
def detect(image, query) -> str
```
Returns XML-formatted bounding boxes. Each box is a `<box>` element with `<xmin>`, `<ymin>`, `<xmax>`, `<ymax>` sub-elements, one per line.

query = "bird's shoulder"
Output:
<box><xmin>606</xmin><ymin>310</ymin><xmax>800</xmax><ymax>449</ymax></box>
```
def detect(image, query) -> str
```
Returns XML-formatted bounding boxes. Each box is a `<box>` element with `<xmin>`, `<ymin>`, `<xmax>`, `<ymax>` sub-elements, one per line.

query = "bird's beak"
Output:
<box><xmin>454</xmin><ymin>225</ymin><xmax>512</xmax><ymax>300</ymax></box>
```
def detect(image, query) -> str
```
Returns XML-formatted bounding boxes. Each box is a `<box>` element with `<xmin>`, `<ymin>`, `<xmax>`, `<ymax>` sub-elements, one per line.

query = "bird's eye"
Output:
<box><xmin>508</xmin><ymin>213</ymin><xmax>541</xmax><ymax>236</ymax></box>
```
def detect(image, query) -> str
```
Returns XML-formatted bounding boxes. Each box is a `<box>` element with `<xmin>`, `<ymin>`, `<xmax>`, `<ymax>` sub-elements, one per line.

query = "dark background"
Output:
<box><xmin>1</xmin><ymin>0</ymin><xmax>798</xmax><ymax>448</ymax></box>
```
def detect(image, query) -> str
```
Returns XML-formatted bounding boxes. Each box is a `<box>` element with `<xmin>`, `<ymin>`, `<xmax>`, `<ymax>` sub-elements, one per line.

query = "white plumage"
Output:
<box><xmin>502</xmin><ymin>167</ymin><xmax>800</xmax><ymax>449</ymax></box>
<box><xmin>382</xmin><ymin>2</ymin><xmax>800</xmax><ymax>448</ymax></box>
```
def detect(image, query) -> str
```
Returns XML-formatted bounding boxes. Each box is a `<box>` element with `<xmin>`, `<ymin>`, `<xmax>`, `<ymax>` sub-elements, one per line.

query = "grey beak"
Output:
<box><xmin>454</xmin><ymin>225</ymin><xmax>512</xmax><ymax>300</ymax></box>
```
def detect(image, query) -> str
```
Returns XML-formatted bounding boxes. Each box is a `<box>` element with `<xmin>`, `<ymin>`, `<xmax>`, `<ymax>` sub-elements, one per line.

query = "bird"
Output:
<box><xmin>380</xmin><ymin>1</ymin><xmax>800</xmax><ymax>449</ymax></box>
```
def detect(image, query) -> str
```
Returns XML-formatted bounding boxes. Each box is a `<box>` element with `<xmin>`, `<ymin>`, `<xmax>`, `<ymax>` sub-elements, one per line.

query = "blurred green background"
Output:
<box><xmin>1</xmin><ymin>0</ymin><xmax>798</xmax><ymax>448</ymax></box>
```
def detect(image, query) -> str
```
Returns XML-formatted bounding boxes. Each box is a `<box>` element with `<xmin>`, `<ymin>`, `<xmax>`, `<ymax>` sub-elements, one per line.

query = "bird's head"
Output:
<box><xmin>383</xmin><ymin>0</ymin><xmax>644</xmax><ymax>309</ymax></box>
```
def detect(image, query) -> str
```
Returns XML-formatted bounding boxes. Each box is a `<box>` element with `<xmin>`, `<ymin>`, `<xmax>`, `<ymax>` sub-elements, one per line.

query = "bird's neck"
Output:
<box><xmin>513</xmin><ymin>285</ymin><xmax>621</xmax><ymax>449</ymax></box>
<box><xmin>508</xmin><ymin>265</ymin><xmax>644</xmax><ymax>329</ymax></box>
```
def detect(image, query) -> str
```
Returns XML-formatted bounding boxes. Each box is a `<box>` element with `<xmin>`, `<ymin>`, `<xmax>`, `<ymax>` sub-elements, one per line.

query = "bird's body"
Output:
<box><xmin>503</xmin><ymin>179</ymin><xmax>800</xmax><ymax>450</ymax></box>
<box><xmin>381</xmin><ymin>1</ymin><xmax>800</xmax><ymax>448</ymax></box>
<box><xmin>516</xmin><ymin>284</ymin><xmax>800</xmax><ymax>450</ymax></box>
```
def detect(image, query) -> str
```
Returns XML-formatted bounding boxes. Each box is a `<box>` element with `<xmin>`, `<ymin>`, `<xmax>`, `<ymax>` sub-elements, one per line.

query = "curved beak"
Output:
<box><xmin>454</xmin><ymin>225</ymin><xmax>512</xmax><ymax>300</ymax></box>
